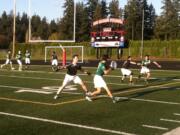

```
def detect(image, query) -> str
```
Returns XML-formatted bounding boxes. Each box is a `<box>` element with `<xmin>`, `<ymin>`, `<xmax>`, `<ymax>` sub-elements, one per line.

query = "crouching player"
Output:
<box><xmin>121</xmin><ymin>56</ymin><xmax>137</xmax><ymax>85</ymax></box>
<box><xmin>54</xmin><ymin>54</ymin><xmax>92</xmax><ymax>101</ymax></box>
<box><xmin>87</xmin><ymin>55</ymin><xmax>119</xmax><ymax>103</ymax></box>
<box><xmin>139</xmin><ymin>55</ymin><xmax>161</xmax><ymax>84</ymax></box>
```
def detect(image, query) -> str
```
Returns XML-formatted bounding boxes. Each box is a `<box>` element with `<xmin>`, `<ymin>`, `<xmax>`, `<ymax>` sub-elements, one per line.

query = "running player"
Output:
<box><xmin>139</xmin><ymin>55</ymin><xmax>161</xmax><ymax>84</ymax></box>
<box><xmin>54</xmin><ymin>54</ymin><xmax>91</xmax><ymax>101</ymax></box>
<box><xmin>87</xmin><ymin>55</ymin><xmax>119</xmax><ymax>103</ymax></box>
<box><xmin>25</xmin><ymin>50</ymin><xmax>31</xmax><ymax>69</ymax></box>
<box><xmin>51</xmin><ymin>51</ymin><xmax>58</xmax><ymax>71</ymax></box>
<box><xmin>121</xmin><ymin>56</ymin><xmax>137</xmax><ymax>85</ymax></box>
<box><xmin>0</xmin><ymin>50</ymin><xmax>14</xmax><ymax>70</ymax></box>
<box><xmin>16</xmin><ymin>50</ymin><xmax>23</xmax><ymax>71</ymax></box>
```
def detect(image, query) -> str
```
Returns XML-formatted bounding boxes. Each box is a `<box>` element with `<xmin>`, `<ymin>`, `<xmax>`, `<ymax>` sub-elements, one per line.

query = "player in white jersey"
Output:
<box><xmin>25</xmin><ymin>50</ymin><xmax>31</xmax><ymax>69</ymax></box>
<box><xmin>139</xmin><ymin>55</ymin><xmax>161</xmax><ymax>84</ymax></box>
<box><xmin>16</xmin><ymin>50</ymin><xmax>23</xmax><ymax>71</ymax></box>
<box><xmin>0</xmin><ymin>50</ymin><xmax>14</xmax><ymax>70</ymax></box>
<box><xmin>51</xmin><ymin>51</ymin><xmax>58</xmax><ymax>71</ymax></box>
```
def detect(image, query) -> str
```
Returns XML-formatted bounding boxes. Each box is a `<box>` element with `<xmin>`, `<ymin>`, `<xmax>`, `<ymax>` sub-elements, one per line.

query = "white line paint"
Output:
<box><xmin>142</xmin><ymin>125</ymin><xmax>168</xmax><ymax>131</ymax></box>
<box><xmin>0</xmin><ymin>69</ymin><xmax>158</xmax><ymax>80</ymax></box>
<box><xmin>131</xmin><ymin>98</ymin><xmax>180</xmax><ymax>105</ymax></box>
<box><xmin>16</xmin><ymin>90</ymin><xmax>53</xmax><ymax>94</ymax></box>
<box><xmin>0</xmin><ymin>112</ymin><xmax>136</xmax><ymax>135</ymax></box>
<box><xmin>0</xmin><ymin>74</ymin><xmax>144</xmax><ymax>86</ymax></box>
<box><xmin>160</xmin><ymin>118</ymin><xmax>180</xmax><ymax>123</ymax></box>
<box><xmin>1</xmin><ymin>84</ymin><xmax>180</xmax><ymax>106</ymax></box>
<box><xmin>173</xmin><ymin>113</ymin><xmax>180</xmax><ymax>116</ymax></box>
<box><xmin>173</xmin><ymin>79</ymin><xmax>180</xmax><ymax>81</ymax></box>
<box><xmin>0</xmin><ymin>85</ymin><xmax>81</xmax><ymax>95</ymax></box>
<box><xmin>160</xmin><ymin>87</ymin><xmax>170</xmax><ymax>89</ymax></box>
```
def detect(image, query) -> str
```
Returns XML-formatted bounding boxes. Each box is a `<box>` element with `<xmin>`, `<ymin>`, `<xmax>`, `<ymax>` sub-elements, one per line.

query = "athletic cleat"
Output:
<box><xmin>85</xmin><ymin>96</ymin><xmax>92</xmax><ymax>102</ymax></box>
<box><xmin>86</xmin><ymin>91</ymin><xmax>92</xmax><ymax>96</ymax></box>
<box><xmin>112</xmin><ymin>97</ymin><xmax>120</xmax><ymax>103</ymax></box>
<box><xmin>54</xmin><ymin>95</ymin><xmax>59</xmax><ymax>100</ymax></box>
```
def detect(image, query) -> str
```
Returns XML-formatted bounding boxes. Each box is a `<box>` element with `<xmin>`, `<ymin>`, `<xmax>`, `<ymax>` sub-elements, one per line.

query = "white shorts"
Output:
<box><xmin>93</xmin><ymin>75</ymin><xmax>107</xmax><ymax>89</ymax></box>
<box><xmin>17</xmin><ymin>60</ymin><xmax>22</xmax><ymax>65</ymax></box>
<box><xmin>52</xmin><ymin>59</ymin><xmax>58</xmax><ymax>66</ymax></box>
<box><xmin>140</xmin><ymin>66</ymin><xmax>150</xmax><ymax>74</ymax></box>
<box><xmin>25</xmin><ymin>58</ymin><xmax>30</xmax><ymax>64</ymax></box>
<box><xmin>5</xmin><ymin>59</ymin><xmax>12</xmax><ymax>64</ymax></box>
<box><xmin>121</xmin><ymin>68</ymin><xmax>132</xmax><ymax>76</ymax></box>
<box><xmin>62</xmin><ymin>74</ymin><xmax>83</xmax><ymax>86</ymax></box>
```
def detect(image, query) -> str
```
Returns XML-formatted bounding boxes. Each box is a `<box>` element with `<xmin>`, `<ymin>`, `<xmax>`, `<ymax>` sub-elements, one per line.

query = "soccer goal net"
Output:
<box><xmin>45</xmin><ymin>46</ymin><xmax>84</xmax><ymax>65</ymax></box>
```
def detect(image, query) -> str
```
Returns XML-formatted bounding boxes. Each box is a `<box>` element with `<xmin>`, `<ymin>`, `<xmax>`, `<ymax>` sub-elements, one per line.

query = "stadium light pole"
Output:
<box><xmin>140</xmin><ymin>8</ymin><xmax>144</xmax><ymax>59</ymax></box>
<box><xmin>12</xmin><ymin>0</ymin><xmax>16</xmax><ymax>58</ymax></box>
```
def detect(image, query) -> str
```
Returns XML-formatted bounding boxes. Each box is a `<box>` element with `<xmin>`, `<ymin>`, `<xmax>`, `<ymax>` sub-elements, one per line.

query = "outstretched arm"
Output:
<box><xmin>130</xmin><ymin>61</ymin><xmax>137</xmax><ymax>65</ymax></box>
<box><xmin>153</xmin><ymin>61</ymin><xmax>162</xmax><ymax>68</ymax></box>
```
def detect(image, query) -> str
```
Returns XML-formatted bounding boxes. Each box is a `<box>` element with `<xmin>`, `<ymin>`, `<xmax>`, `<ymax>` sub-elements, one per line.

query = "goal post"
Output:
<box><xmin>45</xmin><ymin>46</ymin><xmax>84</xmax><ymax>65</ymax></box>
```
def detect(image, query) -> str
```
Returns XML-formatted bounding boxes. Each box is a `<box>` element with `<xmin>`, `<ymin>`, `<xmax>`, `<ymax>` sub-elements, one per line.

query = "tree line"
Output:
<box><xmin>0</xmin><ymin>0</ymin><xmax>179</xmax><ymax>48</ymax></box>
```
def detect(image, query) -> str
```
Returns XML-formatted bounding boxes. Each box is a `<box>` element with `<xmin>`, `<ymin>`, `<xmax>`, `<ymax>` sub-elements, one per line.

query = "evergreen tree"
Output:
<box><xmin>109</xmin><ymin>0</ymin><xmax>121</xmax><ymax>18</ymax></box>
<box><xmin>101</xmin><ymin>0</ymin><xmax>108</xmax><ymax>18</ymax></box>
<box><xmin>141</xmin><ymin>0</ymin><xmax>156</xmax><ymax>39</ymax></box>
<box><xmin>49</xmin><ymin>20</ymin><xmax>58</xmax><ymax>34</ymax></box>
<box><xmin>76</xmin><ymin>2</ymin><xmax>90</xmax><ymax>41</ymax></box>
<box><xmin>155</xmin><ymin>0</ymin><xmax>179</xmax><ymax>40</ymax></box>
<box><xmin>31</xmin><ymin>15</ymin><xmax>41</xmax><ymax>38</ymax></box>
<box><xmin>38</xmin><ymin>17</ymin><xmax>49</xmax><ymax>40</ymax></box>
<box><xmin>124</xmin><ymin>0</ymin><xmax>142</xmax><ymax>40</ymax></box>
<box><xmin>59</xmin><ymin>0</ymin><xmax>74</xmax><ymax>40</ymax></box>
<box><xmin>93</xmin><ymin>2</ymin><xmax>102</xmax><ymax>21</ymax></box>
<box><xmin>86</xmin><ymin>0</ymin><xmax>98</xmax><ymax>21</ymax></box>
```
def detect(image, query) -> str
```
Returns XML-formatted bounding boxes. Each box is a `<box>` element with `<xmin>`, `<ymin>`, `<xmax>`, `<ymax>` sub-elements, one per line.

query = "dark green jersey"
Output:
<box><xmin>96</xmin><ymin>61</ymin><xmax>106</xmax><ymax>76</ymax></box>
<box><xmin>142</xmin><ymin>60</ymin><xmax>151</xmax><ymax>67</ymax></box>
<box><xmin>25</xmin><ymin>52</ymin><xmax>31</xmax><ymax>58</ymax></box>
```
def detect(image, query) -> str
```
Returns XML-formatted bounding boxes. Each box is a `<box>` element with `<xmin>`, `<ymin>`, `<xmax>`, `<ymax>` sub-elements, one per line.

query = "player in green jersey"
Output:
<box><xmin>87</xmin><ymin>55</ymin><xmax>119</xmax><ymax>103</ymax></box>
<box><xmin>139</xmin><ymin>55</ymin><xmax>161</xmax><ymax>84</ymax></box>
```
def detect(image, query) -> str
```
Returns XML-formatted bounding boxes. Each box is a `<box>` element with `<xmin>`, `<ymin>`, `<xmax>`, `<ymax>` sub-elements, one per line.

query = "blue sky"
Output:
<box><xmin>0</xmin><ymin>0</ymin><xmax>162</xmax><ymax>21</ymax></box>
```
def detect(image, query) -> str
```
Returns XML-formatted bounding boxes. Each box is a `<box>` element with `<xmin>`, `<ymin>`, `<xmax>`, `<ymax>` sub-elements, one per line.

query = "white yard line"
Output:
<box><xmin>131</xmin><ymin>98</ymin><xmax>180</xmax><ymax>105</ymax></box>
<box><xmin>114</xmin><ymin>81</ymin><xmax>180</xmax><ymax>97</ymax></box>
<box><xmin>160</xmin><ymin>118</ymin><xmax>180</xmax><ymax>123</ymax></box>
<box><xmin>0</xmin><ymin>68</ymin><xmax>157</xmax><ymax>79</ymax></box>
<box><xmin>173</xmin><ymin>113</ymin><xmax>180</xmax><ymax>116</ymax></box>
<box><xmin>0</xmin><ymin>112</ymin><xmax>136</xmax><ymax>135</ymax></box>
<box><xmin>0</xmin><ymin>74</ymin><xmax>144</xmax><ymax>87</ymax></box>
<box><xmin>1</xmin><ymin>83</ymin><xmax>180</xmax><ymax>106</ymax></box>
<box><xmin>142</xmin><ymin>124</ymin><xmax>168</xmax><ymax>131</ymax></box>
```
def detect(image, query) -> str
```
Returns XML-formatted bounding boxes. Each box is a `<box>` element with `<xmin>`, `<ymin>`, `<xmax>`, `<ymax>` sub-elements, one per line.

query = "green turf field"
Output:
<box><xmin>0</xmin><ymin>65</ymin><xmax>180</xmax><ymax>135</ymax></box>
